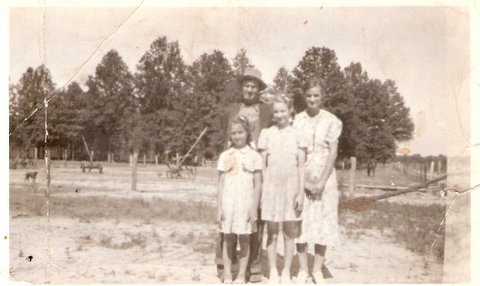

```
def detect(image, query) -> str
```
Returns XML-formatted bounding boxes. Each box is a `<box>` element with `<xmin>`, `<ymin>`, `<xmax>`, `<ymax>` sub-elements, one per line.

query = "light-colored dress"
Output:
<box><xmin>293</xmin><ymin>109</ymin><xmax>343</xmax><ymax>246</ymax></box>
<box><xmin>258</xmin><ymin>125</ymin><xmax>304</xmax><ymax>222</ymax></box>
<box><xmin>217</xmin><ymin>146</ymin><xmax>263</xmax><ymax>235</ymax></box>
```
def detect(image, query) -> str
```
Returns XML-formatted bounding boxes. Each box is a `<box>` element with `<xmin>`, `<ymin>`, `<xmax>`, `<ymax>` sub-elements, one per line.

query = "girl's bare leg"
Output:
<box><xmin>223</xmin><ymin>233</ymin><xmax>236</xmax><ymax>282</ymax></box>
<box><xmin>296</xmin><ymin>243</ymin><xmax>308</xmax><ymax>274</ymax></box>
<box><xmin>313</xmin><ymin>244</ymin><xmax>326</xmax><ymax>274</ymax></box>
<box><xmin>237</xmin><ymin>234</ymin><xmax>250</xmax><ymax>282</ymax></box>
<box><xmin>266</xmin><ymin>221</ymin><xmax>279</xmax><ymax>273</ymax></box>
<box><xmin>282</xmin><ymin>221</ymin><xmax>299</xmax><ymax>278</ymax></box>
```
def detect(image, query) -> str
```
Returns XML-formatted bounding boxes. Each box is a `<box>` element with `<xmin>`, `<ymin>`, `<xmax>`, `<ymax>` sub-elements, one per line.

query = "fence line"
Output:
<box><xmin>393</xmin><ymin>161</ymin><xmax>447</xmax><ymax>182</ymax></box>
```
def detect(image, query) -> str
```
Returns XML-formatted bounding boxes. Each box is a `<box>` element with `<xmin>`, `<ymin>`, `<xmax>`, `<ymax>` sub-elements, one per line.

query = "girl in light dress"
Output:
<box><xmin>257</xmin><ymin>94</ymin><xmax>306</xmax><ymax>284</ymax></box>
<box><xmin>293</xmin><ymin>79</ymin><xmax>343</xmax><ymax>284</ymax></box>
<box><xmin>216</xmin><ymin>116</ymin><xmax>263</xmax><ymax>284</ymax></box>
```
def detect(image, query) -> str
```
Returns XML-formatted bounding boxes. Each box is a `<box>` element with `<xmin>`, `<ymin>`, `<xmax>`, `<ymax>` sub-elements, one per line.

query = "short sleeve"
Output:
<box><xmin>325</xmin><ymin>117</ymin><xmax>343</xmax><ymax>144</ymax></box>
<box><xmin>217</xmin><ymin>152</ymin><xmax>226</xmax><ymax>172</ymax></box>
<box><xmin>295</xmin><ymin>129</ymin><xmax>308</xmax><ymax>149</ymax></box>
<box><xmin>293</xmin><ymin>119</ymin><xmax>308</xmax><ymax>149</ymax></box>
<box><xmin>257</xmin><ymin>129</ymin><xmax>268</xmax><ymax>151</ymax></box>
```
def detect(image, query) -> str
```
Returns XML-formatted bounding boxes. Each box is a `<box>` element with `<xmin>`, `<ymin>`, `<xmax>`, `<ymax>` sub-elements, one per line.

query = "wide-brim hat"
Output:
<box><xmin>237</xmin><ymin>67</ymin><xmax>267</xmax><ymax>91</ymax></box>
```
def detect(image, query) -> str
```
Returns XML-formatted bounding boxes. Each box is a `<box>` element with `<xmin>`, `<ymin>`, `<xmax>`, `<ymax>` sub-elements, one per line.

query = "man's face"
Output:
<box><xmin>241</xmin><ymin>80</ymin><xmax>260</xmax><ymax>105</ymax></box>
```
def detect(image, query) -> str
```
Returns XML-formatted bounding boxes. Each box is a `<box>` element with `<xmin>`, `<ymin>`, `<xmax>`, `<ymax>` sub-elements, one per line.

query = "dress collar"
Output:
<box><xmin>229</xmin><ymin>145</ymin><xmax>251</xmax><ymax>154</ymax></box>
<box><xmin>274</xmin><ymin>124</ymin><xmax>292</xmax><ymax>132</ymax></box>
<box><xmin>305</xmin><ymin>108</ymin><xmax>323</xmax><ymax>119</ymax></box>
<box><xmin>240</xmin><ymin>102</ymin><xmax>259</xmax><ymax>111</ymax></box>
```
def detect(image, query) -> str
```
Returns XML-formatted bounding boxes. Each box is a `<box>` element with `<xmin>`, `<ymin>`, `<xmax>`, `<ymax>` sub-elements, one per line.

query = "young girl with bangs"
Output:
<box><xmin>216</xmin><ymin>116</ymin><xmax>263</xmax><ymax>284</ymax></box>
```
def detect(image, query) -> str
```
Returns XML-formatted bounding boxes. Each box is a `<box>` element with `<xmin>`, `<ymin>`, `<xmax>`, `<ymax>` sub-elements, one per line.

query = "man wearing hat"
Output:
<box><xmin>222</xmin><ymin>67</ymin><xmax>272</xmax><ymax>148</ymax></box>
<box><xmin>216</xmin><ymin>67</ymin><xmax>273</xmax><ymax>283</ymax></box>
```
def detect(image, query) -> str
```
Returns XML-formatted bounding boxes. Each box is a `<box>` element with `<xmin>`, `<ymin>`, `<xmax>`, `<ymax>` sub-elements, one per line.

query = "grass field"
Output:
<box><xmin>9</xmin><ymin>161</ymin><xmax>446</xmax><ymax>283</ymax></box>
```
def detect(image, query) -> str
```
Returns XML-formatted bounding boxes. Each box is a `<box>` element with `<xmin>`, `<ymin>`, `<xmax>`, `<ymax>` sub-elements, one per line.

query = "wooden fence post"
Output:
<box><xmin>423</xmin><ymin>163</ymin><xmax>428</xmax><ymax>182</ymax></box>
<box><xmin>143</xmin><ymin>154</ymin><xmax>146</xmax><ymax>165</ymax></box>
<box><xmin>129</xmin><ymin>154</ymin><xmax>133</xmax><ymax>166</ymax></box>
<box><xmin>131</xmin><ymin>150</ymin><xmax>138</xmax><ymax>192</ymax></box>
<box><xmin>34</xmin><ymin>147</ymin><xmax>38</xmax><ymax>160</ymax></box>
<box><xmin>349</xmin><ymin>157</ymin><xmax>356</xmax><ymax>195</ymax></box>
<box><xmin>429</xmin><ymin>161</ymin><xmax>435</xmax><ymax>179</ymax></box>
<box><xmin>155</xmin><ymin>154</ymin><xmax>158</xmax><ymax>165</ymax></box>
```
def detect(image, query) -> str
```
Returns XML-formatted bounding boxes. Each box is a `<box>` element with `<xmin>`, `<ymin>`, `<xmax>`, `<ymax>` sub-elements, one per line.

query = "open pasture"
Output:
<box><xmin>9</xmin><ymin>161</ymin><xmax>446</xmax><ymax>283</ymax></box>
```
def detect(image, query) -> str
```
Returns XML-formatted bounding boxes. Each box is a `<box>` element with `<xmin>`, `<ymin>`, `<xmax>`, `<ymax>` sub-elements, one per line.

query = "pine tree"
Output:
<box><xmin>187</xmin><ymin>50</ymin><xmax>234</xmax><ymax>154</ymax></box>
<box><xmin>10</xmin><ymin>65</ymin><xmax>56</xmax><ymax>156</ymax></box>
<box><xmin>134</xmin><ymin>36</ymin><xmax>188</xmax><ymax>156</ymax></box>
<box><xmin>82</xmin><ymin>50</ymin><xmax>136</xmax><ymax>159</ymax></box>
<box><xmin>232</xmin><ymin>48</ymin><xmax>254</xmax><ymax>76</ymax></box>
<box><xmin>273</xmin><ymin>67</ymin><xmax>293</xmax><ymax>93</ymax></box>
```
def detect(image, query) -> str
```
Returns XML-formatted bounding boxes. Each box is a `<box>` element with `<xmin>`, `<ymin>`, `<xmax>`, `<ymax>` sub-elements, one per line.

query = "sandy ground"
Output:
<box><xmin>9</xmin><ymin>216</ymin><xmax>442</xmax><ymax>284</ymax></box>
<box><xmin>8</xmin><ymin>162</ymin><xmax>445</xmax><ymax>284</ymax></box>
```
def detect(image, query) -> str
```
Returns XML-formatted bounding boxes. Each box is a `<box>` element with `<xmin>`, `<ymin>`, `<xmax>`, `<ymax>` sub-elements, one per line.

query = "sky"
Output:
<box><xmin>7</xmin><ymin>3</ymin><xmax>471</xmax><ymax>156</ymax></box>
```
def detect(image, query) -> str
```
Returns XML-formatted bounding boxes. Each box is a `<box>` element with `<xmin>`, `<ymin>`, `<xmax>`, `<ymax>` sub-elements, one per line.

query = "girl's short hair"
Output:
<box><xmin>272</xmin><ymin>92</ymin><xmax>294</xmax><ymax>111</ymax></box>
<box><xmin>229</xmin><ymin>115</ymin><xmax>252</xmax><ymax>144</ymax></box>
<box><xmin>272</xmin><ymin>92</ymin><xmax>297</xmax><ymax>124</ymax></box>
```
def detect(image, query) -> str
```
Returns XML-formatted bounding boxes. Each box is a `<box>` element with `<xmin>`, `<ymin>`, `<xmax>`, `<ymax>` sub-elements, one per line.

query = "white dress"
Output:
<box><xmin>293</xmin><ymin>109</ymin><xmax>343</xmax><ymax>246</ymax></box>
<box><xmin>217</xmin><ymin>146</ymin><xmax>263</xmax><ymax>235</ymax></box>
<box><xmin>258</xmin><ymin>125</ymin><xmax>304</xmax><ymax>222</ymax></box>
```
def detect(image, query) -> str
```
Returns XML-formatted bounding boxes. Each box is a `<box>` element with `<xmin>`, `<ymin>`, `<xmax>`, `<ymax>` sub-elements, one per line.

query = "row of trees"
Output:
<box><xmin>9</xmin><ymin>36</ymin><xmax>414</xmax><ymax>163</ymax></box>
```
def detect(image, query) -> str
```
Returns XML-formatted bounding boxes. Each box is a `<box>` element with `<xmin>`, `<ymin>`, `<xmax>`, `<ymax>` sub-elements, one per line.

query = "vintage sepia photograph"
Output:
<box><xmin>3</xmin><ymin>1</ymin><xmax>477</xmax><ymax>284</ymax></box>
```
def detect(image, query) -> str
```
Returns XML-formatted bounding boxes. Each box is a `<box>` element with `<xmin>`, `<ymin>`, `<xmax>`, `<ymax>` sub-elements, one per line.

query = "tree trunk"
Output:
<box><xmin>72</xmin><ymin>143</ymin><xmax>75</xmax><ymax>161</ymax></box>
<box><xmin>348</xmin><ymin>157</ymin><xmax>356</xmax><ymax>195</ymax></box>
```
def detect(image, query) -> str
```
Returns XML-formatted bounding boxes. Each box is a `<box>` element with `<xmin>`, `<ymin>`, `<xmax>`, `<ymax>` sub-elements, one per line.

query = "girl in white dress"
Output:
<box><xmin>257</xmin><ymin>94</ymin><xmax>306</xmax><ymax>284</ymax></box>
<box><xmin>216</xmin><ymin>116</ymin><xmax>263</xmax><ymax>284</ymax></box>
<box><xmin>293</xmin><ymin>79</ymin><xmax>343</xmax><ymax>284</ymax></box>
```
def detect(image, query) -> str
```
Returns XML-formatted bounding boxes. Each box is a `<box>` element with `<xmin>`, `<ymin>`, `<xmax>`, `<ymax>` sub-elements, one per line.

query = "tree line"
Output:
<box><xmin>9</xmin><ymin>36</ymin><xmax>414</xmax><ymax>164</ymax></box>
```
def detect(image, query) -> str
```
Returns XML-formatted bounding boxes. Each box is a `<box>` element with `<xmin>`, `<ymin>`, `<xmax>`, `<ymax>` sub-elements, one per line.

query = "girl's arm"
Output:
<box><xmin>298</xmin><ymin>148</ymin><xmax>306</xmax><ymax>203</ymax></box>
<box><xmin>217</xmin><ymin>172</ymin><xmax>225</xmax><ymax>224</ymax></box>
<box><xmin>259</xmin><ymin>150</ymin><xmax>267</xmax><ymax>170</ymax></box>
<box><xmin>314</xmin><ymin>141</ymin><xmax>338</xmax><ymax>193</ymax></box>
<box><xmin>295</xmin><ymin>148</ymin><xmax>307</xmax><ymax>208</ymax></box>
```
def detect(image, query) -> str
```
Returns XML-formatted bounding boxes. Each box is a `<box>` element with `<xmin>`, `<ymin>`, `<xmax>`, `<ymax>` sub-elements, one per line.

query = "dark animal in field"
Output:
<box><xmin>25</xmin><ymin>171</ymin><xmax>38</xmax><ymax>182</ymax></box>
